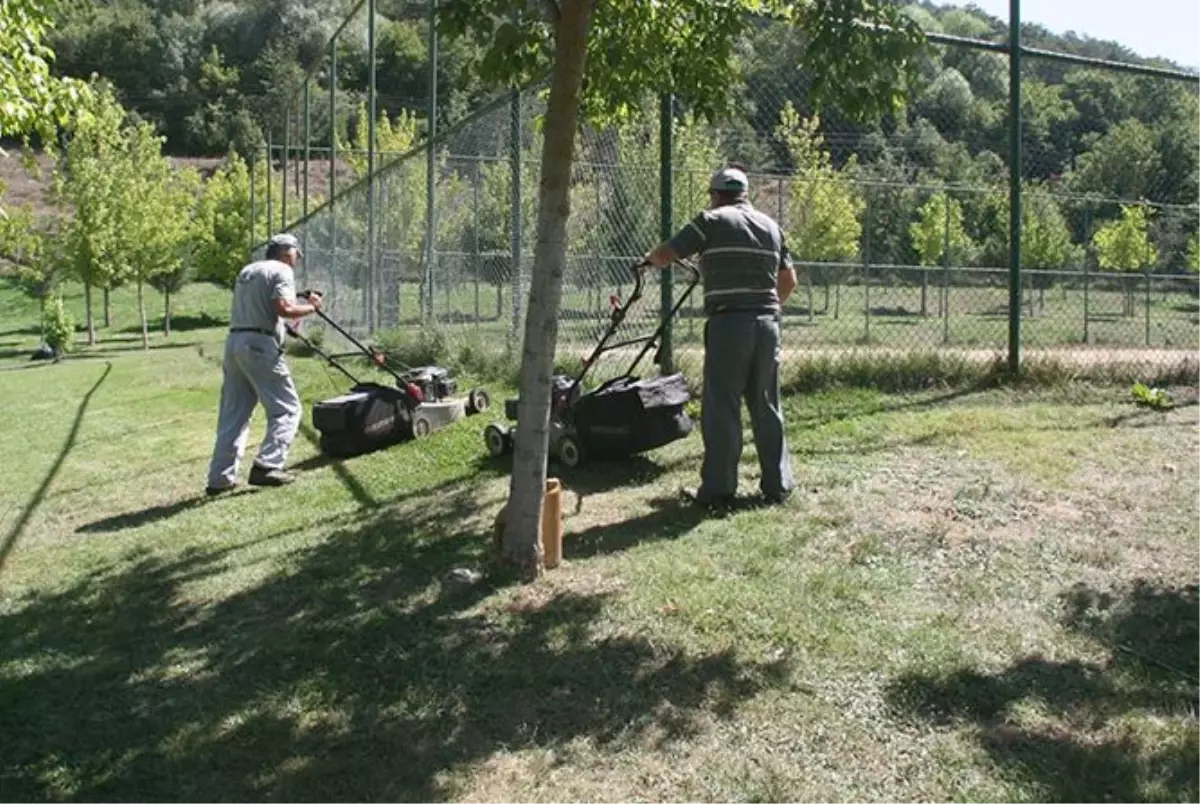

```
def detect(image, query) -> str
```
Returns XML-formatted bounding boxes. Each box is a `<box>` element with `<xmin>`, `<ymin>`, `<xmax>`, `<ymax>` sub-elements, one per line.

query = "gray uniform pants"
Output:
<box><xmin>700</xmin><ymin>312</ymin><xmax>795</xmax><ymax>499</ymax></box>
<box><xmin>207</xmin><ymin>331</ymin><xmax>302</xmax><ymax>488</ymax></box>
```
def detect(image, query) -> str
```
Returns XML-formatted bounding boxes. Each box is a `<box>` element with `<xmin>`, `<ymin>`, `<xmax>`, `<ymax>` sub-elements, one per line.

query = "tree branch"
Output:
<box><xmin>539</xmin><ymin>0</ymin><xmax>561</xmax><ymax>23</ymax></box>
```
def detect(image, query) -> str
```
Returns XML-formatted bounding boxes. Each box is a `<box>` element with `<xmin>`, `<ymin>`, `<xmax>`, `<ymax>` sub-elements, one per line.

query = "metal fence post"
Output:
<box><xmin>329</xmin><ymin>39</ymin><xmax>337</xmax><ymax>293</ymax></box>
<box><xmin>510</xmin><ymin>89</ymin><xmax>522</xmax><ymax>348</ymax></box>
<box><xmin>1083</xmin><ymin>205</ymin><xmax>1091</xmax><ymax>344</ymax></box>
<box><xmin>249</xmin><ymin>148</ymin><xmax>257</xmax><ymax>252</ymax></box>
<box><xmin>265</xmin><ymin>134</ymin><xmax>273</xmax><ymax>234</ymax></box>
<box><xmin>302</xmin><ymin>81</ymin><xmax>310</xmax><ymax>258</ymax></box>
<box><xmin>367</xmin><ymin>0</ymin><xmax>377</xmax><ymax>332</ymax></box>
<box><xmin>1144</xmin><ymin>246</ymin><xmax>1152</xmax><ymax>346</ymax></box>
<box><xmin>425</xmin><ymin>0</ymin><xmax>438</xmax><ymax>322</ymax></box>
<box><xmin>473</xmin><ymin>157</ymin><xmax>481</xmax><ymax>327</ymax></box>
<box><xmin>942</xmin><ymin>189</ymin><xmax>951</xmax><ymax>344</ymax></box>
<box><xmin>659</xmin><ymin>92</ymin><xmax>674</xmax><ymax>373</ymax></box>
<box><xmin>776</xmin><ymin>175</ymin><xmax>792</xmax><ymax>323</ymax></box>
<box><xmin>863</xmin><ymin>188</ymin><xmax>872</xmax><ymax>343</ymax></box>
<box><xmin>687</xmin><ymin>169</ymin><xmax>695</xmax><ymax>339</ymax></box>
<box><xmin>1007</xmin><ymin>0</ymin><xmax>1023</xmax><ymax>374</ymax></box>
<box><xmin>281</xmin><ymin>111</ymin><xmax>289</xmax><ymax>228</ymax></box>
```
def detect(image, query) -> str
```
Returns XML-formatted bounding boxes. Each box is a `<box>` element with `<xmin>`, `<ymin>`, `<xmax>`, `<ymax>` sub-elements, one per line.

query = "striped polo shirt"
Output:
<box><xmin>667</xmin><ymin>200</ymin><xmax>792</xmax><ymax>317</ymax></box>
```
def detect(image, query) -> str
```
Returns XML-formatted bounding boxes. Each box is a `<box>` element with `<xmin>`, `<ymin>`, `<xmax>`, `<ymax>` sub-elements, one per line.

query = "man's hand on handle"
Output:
<box><xmin>275</xmin><ymin>289</ymin><xmax>323</xmax><ymax>320</ymax></box>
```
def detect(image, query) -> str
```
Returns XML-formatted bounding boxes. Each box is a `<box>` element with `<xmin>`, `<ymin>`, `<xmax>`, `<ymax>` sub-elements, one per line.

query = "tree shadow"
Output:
<box><xmin>565</xmin><ymin>494</ymin><xmax>712</xmax><ymax>559</ymax></box>
<box><xmin>1</xmin><ymin>362</ymin><xmax>111</xmax><ymax>573</ymax></box>
<box><xmin>70</xmin><ymin>340</ymin><xmax>201</xmax><ymax>359</ymax></box>
<box><xmin>0</xmin><ymin>324</ymin><xmax>42</xmax><ymax>338</ymax></box>
<box><xmin>785</xmin><ymin>385</ymin><xmax>987</xmax><ymax>428</ymax></box>
<box><xmin>0</xmin><ymin>478</ymin><xmax>789</xmax><ymax>801</ymax></box>
<box><xmin>118</xmin><ymin>312</ymin><xmax>229</xmax><ymax>334</ymax></box>
<box><xmin>73</xmin><ymin>489</ymin><xmax>266</xmax><ymax>536</ymax></box>
<box><xmin>884</xmin><ymin>580</ymin><xmax>1199</xmax><ymax>803</ymax></box>
<box><xmin>1103</xmin><ymin>396</ymin><xmax>1200</xmax><ymax>429</ymax></box>
<box><xmin>473</xmin><ymin>452</ymin><xmax>685</xmax><ymax>499</ymax></box>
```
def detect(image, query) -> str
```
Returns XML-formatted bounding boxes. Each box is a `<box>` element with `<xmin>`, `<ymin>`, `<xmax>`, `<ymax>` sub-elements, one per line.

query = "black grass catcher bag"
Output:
<box><xmin>571</xmin><ymin>372</ymin><xmax>693</xmax><ymax>457</ymax></box>
<box><xmin>311</xmin><ymin>382</ymin><xmax>415</xmax><ymax>458</ymax></box>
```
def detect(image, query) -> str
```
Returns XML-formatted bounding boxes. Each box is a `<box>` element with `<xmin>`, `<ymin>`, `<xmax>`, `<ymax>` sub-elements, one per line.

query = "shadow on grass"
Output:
<box><xmin>0</xmin><ymin>347</ymin><xmax>42</xmax><ymax>360</ymax></box>
<box><xmin>293</xmin><ymin>422</ymin><xmax>381</xmax><ymax>508</ymax></box>
<box><xmin>0</xmin><ymin>476</ymin><xmax>788</xmax><ymax>801</ymax></box>
<box><xmin>0</xmin><ymin>324</ymin><xmax>42</xmax><ymax>338</ymax></box>
<box><xmin>69</xmin><ymin>340</ymin><xmax>202</xmax><ymax>359</ymax></box>
<box><xmin>115</xmin><ymin>312</ymin><xmax>229</xmax><ymax>334</ymax></box>
<box><xmin>787</xmin><ymin>385</ymin><xmax>987</xmax><ymax>429</ymax></box>
<box><xmin>565</xmin><ymin>494</ymin><xmax>711</xmax><ymax>559</ymax></box>
<box><xmin>473</xmin><ymin>452</ymin><xmax>684</xmax><ymax>500</ymax></box>
<box><xmin>885</xmin><ymin>580</ymin><xmax>1199</xmax><ymax>803</ymax></box>
<box><xmin>73</xmin><ymin>488</ymin><xmax>269</xmax><ymax>536</ymax></box>
<box><xmin>1103</xmin><ymin>395</ymin><xmax>1200</xmax><ymax>429</ymax></box>
<box><xmin>0</xmin><ymin>362</ymin><xmax>111</xmax><ymax>573</ymax></box>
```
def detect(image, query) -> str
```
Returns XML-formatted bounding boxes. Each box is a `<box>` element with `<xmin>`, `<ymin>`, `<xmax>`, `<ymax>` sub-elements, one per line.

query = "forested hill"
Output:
<box><xmin>41</xmin><ymin>1</ymin><xmax>1197</xmax><ymax>176</ymax></box>
<box><xmin>28</xmin><ymin>0</ymin><xmax>1200</xmax><ymax>266</ymax></box>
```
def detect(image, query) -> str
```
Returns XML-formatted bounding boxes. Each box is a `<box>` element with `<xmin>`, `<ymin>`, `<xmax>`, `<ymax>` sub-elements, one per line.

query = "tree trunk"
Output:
<box><xmin>502</xmin><ymin>0</ymin><xmax>594</xmax><ymax>579</ymax></box>
<box><xmin>920</xmin><ymin>270</ymin><xmax>928</xmax><ymax>316</ymax></box>
<box><xmin>85</xmin><ymin>281</ymin><xmax>96</xmax><ymax>345</ymax></box>
<box><xmin>39</xmin><ymin>295</ymin><xmax>47</xmax><ymax>343</ymax></box>
<box><xmin>164</xmin><ymin>290</ymin><xmax>172</xmax><ymax>338</ymax></box>
<box><xmin>138</xmin><ymin>278</ymin><xmax>149</xmax><ymax>350</ymax></box>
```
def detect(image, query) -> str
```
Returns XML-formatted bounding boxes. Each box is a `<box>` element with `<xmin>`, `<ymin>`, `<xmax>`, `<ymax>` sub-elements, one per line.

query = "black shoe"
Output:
<box><xmin>249</xmin><ymin>465</ymin><xmax>296</xmax><ymax>487</ymax></box>
<box><xmin>205</xmin><ymin>484</ymin><xmax>237</xmax><ymax>497</ymax></box>
<box><xmin>681</xmin><ymin>487</ymin><xmax>735</xmax><ymax>508</ymax></box>
<box><xmin>760</xmin><ymin>490</ymin><xmax>792</xmax><ymax>506</ymax></box>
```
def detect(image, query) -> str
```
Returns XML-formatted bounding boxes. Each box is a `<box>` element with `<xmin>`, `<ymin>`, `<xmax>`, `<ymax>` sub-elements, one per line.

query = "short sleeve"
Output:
<box><xmin>779</xmin><ymin>231</ymin><xmax>794</xmax><ymax>271</ymax></box>
<box><xmin>667</xmin><ymin>212</ymin><xmax>709</xmax><ymax>260</ymax></box>
<box><xmin>270</xmin><ymin>267</ymin><xmax>296</xmax><ymax>302</ymax></box>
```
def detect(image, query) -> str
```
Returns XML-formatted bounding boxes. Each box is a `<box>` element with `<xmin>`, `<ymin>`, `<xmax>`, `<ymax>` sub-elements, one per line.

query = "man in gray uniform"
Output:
<box><xmin>205</xmin><ymin>233</ymin><xmax>323</xmax><ymax>495</ymax></box>
<box><xmin>642</xmin><ymin>167</ymin><xmax>798</xmax><ymax>506</ymax></box>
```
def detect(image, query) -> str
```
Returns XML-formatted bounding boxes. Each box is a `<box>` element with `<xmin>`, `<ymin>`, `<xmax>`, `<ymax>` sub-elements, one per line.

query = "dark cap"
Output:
<box><xmin>709</xmin><ymin>167</ymin><xmax>749</xmax><ymax>194</ymax></box>
<box><xmin>267</xmin><ymin>232</ymin><xmax>303</xmax><ymax>257</ymax></box>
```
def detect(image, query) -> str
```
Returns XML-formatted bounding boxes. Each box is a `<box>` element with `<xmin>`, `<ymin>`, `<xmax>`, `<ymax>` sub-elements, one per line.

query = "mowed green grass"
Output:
<box><xmin>311</xmin><ymin>274</ymin><xmax>1199</xmax><ymax>354</ymax></box>
<box><xmin>0</xmin><ymin>276</ymin><xmax>1197</xmax><ymax>802</ymax></box>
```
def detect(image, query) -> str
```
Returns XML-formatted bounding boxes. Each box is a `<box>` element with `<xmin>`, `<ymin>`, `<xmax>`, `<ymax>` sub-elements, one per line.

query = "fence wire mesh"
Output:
<box><xmin>258</xmin><ymin>16</ymin><xmax>1199</xmax><ymax>386</ymax></box>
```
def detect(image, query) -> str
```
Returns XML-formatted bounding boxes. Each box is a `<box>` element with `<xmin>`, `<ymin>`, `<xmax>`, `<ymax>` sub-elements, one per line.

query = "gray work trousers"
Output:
<box><xmin>700</xmin><ymin>312</ymin><xmax>795</xmax><ymax>499</ymax></box>
<box><xmin>206</xmin><ymin>331</ymin><xmax>302</xmax><ymax>488</ymax></box>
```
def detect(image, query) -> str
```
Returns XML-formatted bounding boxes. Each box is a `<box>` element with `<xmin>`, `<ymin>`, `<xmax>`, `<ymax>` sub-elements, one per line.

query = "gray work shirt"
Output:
<box><xmin>667</xmin><ymin>200</ymin><xmax>792</xmax><ymax>317</ymax></box>
<box><xmin>229</xmin><ymin>259</ymin><xmax>296</xmax><ymax>341</ymax></box>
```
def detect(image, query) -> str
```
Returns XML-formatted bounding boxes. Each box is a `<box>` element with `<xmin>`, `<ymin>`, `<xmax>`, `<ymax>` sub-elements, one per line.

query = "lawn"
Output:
<box><xmin>294</xmin><ymin>268</ymin><xmax>1198</xmax><ymax>369</ymax></box>
<box><xmin>0</xmin><ymin>277</ymin><xmax>1197</xmax><ymax>802</ymax></box>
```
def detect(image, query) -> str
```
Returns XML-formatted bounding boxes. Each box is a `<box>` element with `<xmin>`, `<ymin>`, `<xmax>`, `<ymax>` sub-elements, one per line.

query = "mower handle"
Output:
<box><xmin>620</xmin><ymin>258</ymin><xmax>698</xmax><ymax>317</ymax></box>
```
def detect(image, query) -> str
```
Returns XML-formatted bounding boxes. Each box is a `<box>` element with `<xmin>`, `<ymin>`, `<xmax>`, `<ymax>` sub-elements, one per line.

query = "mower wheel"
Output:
<box><xmin>413</xmin><ymin>414</ymin><xmax>433</xmax><ymax>438</ymax></box>
<box><xmin>557</xmin><ymin>434</ymin><xmax>585</xmax><ymax>469</ymax></box>
<box><xmin>484</xmin><ymin>424</ymin><xmax>509</xmax><ymax>458</ymax></box>
<box><xmin>466</xmin><ymin>388</ymin><xmax>491</xmax><ymax>415</ymax></box>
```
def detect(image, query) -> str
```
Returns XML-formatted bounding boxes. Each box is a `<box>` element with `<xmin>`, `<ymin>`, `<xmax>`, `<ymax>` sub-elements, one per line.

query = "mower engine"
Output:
<box><xmin>502</xmin><ymin>374</ymin><xmax>579</xmax><ymax>420</ymax></box>
<box><xmin>399</xmin><ymin>366</ymin><xmax>457</xmax><ymax>403</ymax></box>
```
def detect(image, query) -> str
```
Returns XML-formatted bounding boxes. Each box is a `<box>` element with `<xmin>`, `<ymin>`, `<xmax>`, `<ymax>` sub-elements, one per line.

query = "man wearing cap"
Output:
<box><xmin>641</xmin><ymin>166</ymin><xmax>798</xmax><ymax>506</ymax></box>
<box><xmin>205</xmin><ymin>233</ymin><xmax>323</xmax><ymax>494</ymax></box>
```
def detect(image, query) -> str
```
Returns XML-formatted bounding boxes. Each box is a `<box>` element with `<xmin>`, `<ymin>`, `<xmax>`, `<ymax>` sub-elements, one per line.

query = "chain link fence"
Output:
<box><xmin>256</xmin><ymin>10</ymin><xmax>1199</xmax><ymax>386</ymax></box>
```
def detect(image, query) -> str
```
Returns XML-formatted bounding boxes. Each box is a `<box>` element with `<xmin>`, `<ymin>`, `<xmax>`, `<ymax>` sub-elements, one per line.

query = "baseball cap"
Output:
<box><xmin>709</xmin><ymin>167</ymin><xmax>749</xmax><ymax>194</ymax></box>
<box><xmin>267</xmin><ymin>232</ymin><xmax>303</xmax><ymax>257</ymax></box>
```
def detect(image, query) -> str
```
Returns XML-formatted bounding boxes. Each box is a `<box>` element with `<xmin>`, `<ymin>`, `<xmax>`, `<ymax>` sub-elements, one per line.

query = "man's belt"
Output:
<box><xmin>230</xmin><ymin>327</ymin><xmax>277</xmax><ymax>336</ymax></box>
<box><xmin>707</xmin><ymin>306</ymin><xmax>779</xmax><ymax>318</ymax></box>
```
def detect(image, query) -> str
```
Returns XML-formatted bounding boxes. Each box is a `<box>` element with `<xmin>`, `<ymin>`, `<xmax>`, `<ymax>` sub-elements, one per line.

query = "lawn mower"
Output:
<box><xmin>482</xmin><ymin>259</ymin><xmax>700</xmax><ymax>469</ymax></box>
<box><xmin>288</xmin><ymin>293</ymin><xmax>490</xmax><ymax>458</ymax></box>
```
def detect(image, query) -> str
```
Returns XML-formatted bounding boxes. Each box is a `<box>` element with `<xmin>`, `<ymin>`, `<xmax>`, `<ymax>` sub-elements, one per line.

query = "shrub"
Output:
<box><xmin>42</xmin><ymin>295</ymin><xmax>75</xmax><ymax>357</ymax></box>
